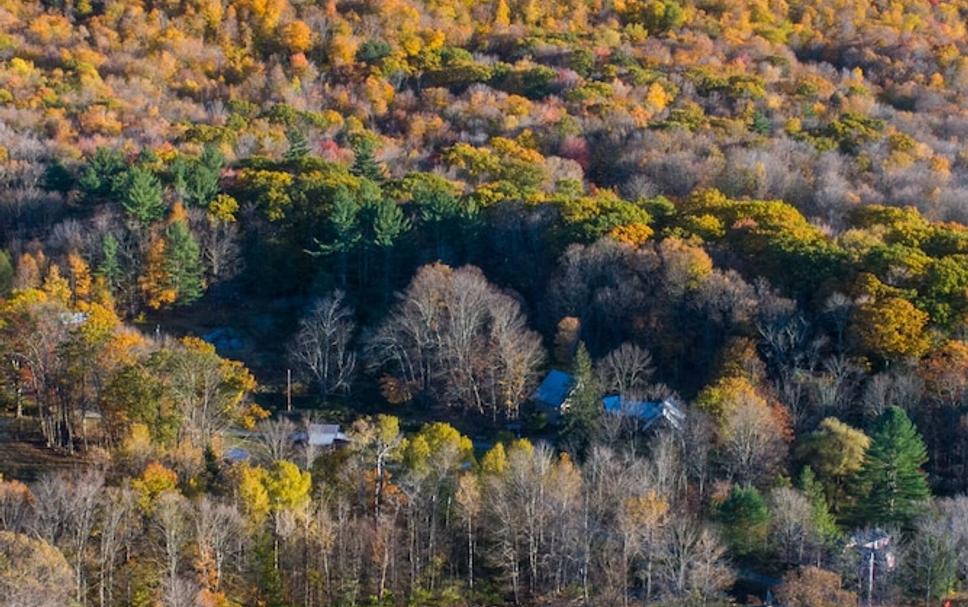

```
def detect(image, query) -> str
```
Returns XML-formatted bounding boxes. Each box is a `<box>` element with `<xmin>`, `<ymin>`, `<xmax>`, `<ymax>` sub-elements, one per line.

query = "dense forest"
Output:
<box><xmin>1</xmin><ymin>0</ymin><xmax>968</xmax><ymax>605</ymax></box>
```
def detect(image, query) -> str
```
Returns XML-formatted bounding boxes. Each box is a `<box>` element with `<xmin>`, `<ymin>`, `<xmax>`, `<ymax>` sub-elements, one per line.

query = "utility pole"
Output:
<box><xmin>287</xmin><ymin>368</ymin><xmax>293</xmax><ymax>412</ymax></box>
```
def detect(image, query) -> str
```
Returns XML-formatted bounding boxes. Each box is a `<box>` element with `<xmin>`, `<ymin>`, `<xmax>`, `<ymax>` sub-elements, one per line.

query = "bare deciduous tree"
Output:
<box><xmin>153</xmin><ymin>491</ymin><xmax>191</xmax><ymax>605</ymax></box>
<box><xmin>367</xmin><ymin>264</ymin><xmax>544</xmax><ymax>418</ymax></box>
<box><xmin>597</xmin><ymin>342</ymin><xmax>655</xmax><ymax>396</ymax></box>
<box><xmin>97</xmin><ymin>487</ymin><xmax>136</xmax><ymax>607</ymax></box>
<box><xmin>256</xmin><ymin>417</ymin><xmax>297</xmax><ymax>464</ymax></box>
<box><xmin>655</xmin><ymin>517</ymin><xmax>733</xmax><ymax>602</ymax></box>
<box><xmin>195</xmin><ymin>497</ymin><xmax>244</xmax><ymax>592</ymax></box>
<box><xmin>290</xmin><ymin>290</ymin><xmax>356</xmax><ymax>399</ymax></box>
<box><xmin>769</xmin><ymin>487</ymin><xmax>815</xmax><ymax>566</ymax></box>
<box><xmin>719</xmin><ymin>401</ymin><xmax>789</xmax><ymax>486</ymax></box>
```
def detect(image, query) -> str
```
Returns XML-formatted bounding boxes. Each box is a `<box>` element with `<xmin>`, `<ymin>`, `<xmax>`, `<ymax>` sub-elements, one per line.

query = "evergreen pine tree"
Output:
<box><xmin>562</xmin><ymin>342</ymin><xmax>602</xmax><ymax>455</ymax></box>
<box><xmin>854</xmin><ymin>406</ymin><xmax>930</xmax><ymax>528</ymax></box>
<box><xmin>41</xmin><ymin>160</ymin><xmax>75</xmax><ymax>194</ymax></box>
<box><xmin>350</xmin><ymin>136</ymin><xmax>385</xmax><ymax>181</ymax></box>
<box><xmin>120</xmin><ymin>166</ymin><xmax>166</xmax><ymax>229</ymax></box>
<box><xmin>184</xmin><ymin>145</ymin><xmax>223</xmax><ymax>207</ymax></box>
<box><xmin>283</xmin><ymin>128</ymin><xmax>310</xmax><ymax>164</ymax></box>
<box><xmin>78</xmin><ymin>147</ymin><xmax>125</xmax><ymax>200</ymax></box>
<box><xmin>309</xmin><ymin>189</ymin><xmax>361</xmax><ymax>288</ymax></box>
<box><xmin>372</xmin><ymin>197</ymin><xmax>411</xmax><ymax>302</ymax></box>
<box><xmin>328</xmin><ymin>191</ymin><xmax>361</xmax><ymax>288</ymax></box>
<box><xmin>372</xmin><ymin>197</ymin><xmax>410</xmax><ymax>249</ymax></box>
<box><xmin>799</xmin><ymin>466</ymin><xmax>840</xmax><ymax>543</ymax></box>
<box><xmin>164</xmin><ymin>217</ymin><xmax>205</xmax><ymax>305</ymax></box>
<box><xmin>412</xmin><ymin>176</ymin><xmax>461</xmax><ymax>260</ymax></box>
<box><xmin>97</xmin><ymin>234</ymin><xmax>123</xmax><ymax>293</ymax></box>
<box><xmin>716</xmin><ymin>485</ymin><xmax>771</xmax><ymax>558</ymax></box>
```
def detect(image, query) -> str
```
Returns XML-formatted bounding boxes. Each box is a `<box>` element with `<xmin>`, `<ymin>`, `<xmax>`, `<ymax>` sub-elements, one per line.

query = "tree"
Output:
<box><xmin>850</xmin><ymin>296</ymin><xmax>930</xmax><ymax>363</ymax></box>
<box><xmin>311</xmin><ymin>188</ymin><xmax>361</xmax><ymax>288</ymax></box>
<box><xmin>132</xmin><ymin>462</ymin><xmax>179</xmax><ymax>513</ymax></box>
<box><xmin>282</xmin><ymin>19</ymin><xmax>313</xmax><ymax>54</ymax></box>
<box><xmin>284</xmin><ymin>128</ymin><xmax>310</xmax><ymax>164</ymax></box>
<box><xmin>902</xmin><ymin>511</ymin><xmax>958</xmax><ymax>604</ymax></box>
<box><xmin>164</xmin><ymin>211</ymin><xmax>206</xmax><ymax>305</ymax></box>
<box><xmin>597</xmin><ymin>342</ymin><xmax>655</xmax><ymax>396</ymax></box>
<box><xmin>139</xmin><ymin>235</ymin><xmax>177</xmax><ymax>309</ymax></box>
<box><xmin>194</xmin><ymin>497</ymin><xmax>243</xmax><ymax>593</ymax></box>
<box><xmin>0</xmin><ymin>250</ymin><xmax>12</xmax><ymax>297</ymax></box>
<box><xmin>370</xmin><ymin>197</ymin><xmax>410</xmax><ymax>301</ymax></box>
<box><xmin>797</xmin><ymin>417</ymin><xmax>870</xmax><ymax>512</ymax></box>
<box><xmin>562</xmin><ymin>342</ymin><xmax>602</xmax><ymax>454</ymax></box>
<box><xmin>798</xmin><ymin>467</ymin><xmax>840</xmax><ymax>555</ymax></box>
<box><xmin>715</xmin><ymin>485</ymin><xmax>770</xmax><ymax>558</ymax></box>
<box><xmin>119</xmin><ymin>166</ymin><xmax>166</xmax><ymax>229</ymax></box>
<box><xmin>350</xmin><ymin>135</ymin><xmax>384</xmax><ymax>181</ymax></box>
<box><xmin>0</xmin><ymin>531</ymin><xmax>74</xmax><ymax>607</ymax></box>
<box><xmin>919</xmin><ymin>340</ymin><xmax>968</xmax><ymax>408</ymax></box>
<box><xmin>152</xmin><ymin>490</ymin><xmax>191</xmax><ymax>604</ymax></box>
<box><xmin>78</xmin><ymin>147</ymin><xmax>125</xmax><ymax>200</ymax></box>
<box><xmin>853</xmin><ymin>406</ymin><xmax>930</xmax><ymax>527</ymax></box>
<box><xmin>455</xmin><ymin>473</ymin><xmax>481</xmax><ymax>590</ymax></box>
<box><xmin>163</xmin><ymin>337</ymin><xmax>257</xmax><ymax>450</ymax></box>
<box><xmin>769</xmin><ymin>487</ymin><xmax>815</xmax><ymax>566</ymax></box>
<box><xmin>179</xmin><ymin>145</ymin><xmax>223</xmax><ymax>208</ymax></box>
<box><xmin>266</xmin><ymin>460</ymin><xmax>312</xmax><ymax>512</ymax></box>
<box><xmin>366</xmin><ymin>264</ymin><xmax>544</xmax><ymax>418</ymax></box>
<box><xmin>719</xmin><ymin>396</ymin><xmax>790</xmax><ymax>486</ymax></box>
<box><xmin>289</xmin><ymin>290</ymin><xmax>356</xmax><ymax>399</ymax></box>
<box><xmin>775</xmin><ymin>567</ymin><xmax>857</xmax><ymax>607</ymax></box>
<box><xmin>655</xmin><ymin>517</ymin><xmax>734</xmax><ymax>601</ymax></box>
<box><xmin>553</xmin><ymin>316</ymin><xmax>581</xmax><ymax>365</ymax></box>
<box><xmin>407</xmin><ymin>173</ymin><xmax>465</xmax><ymax>261</ymax></box>
<box><xmin>255</xmin><ymin>418</ymin><xmax>296</xmax><ymax>464</ymax></box>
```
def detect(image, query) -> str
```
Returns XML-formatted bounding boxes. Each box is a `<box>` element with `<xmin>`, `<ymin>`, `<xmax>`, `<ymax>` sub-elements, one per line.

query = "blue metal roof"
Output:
<box><xmin>532</xmin><ymin>370</ymin><xmax>574</xmax><ymax>407</ymax></box>
<box><xmin>602</xmin><ymin>396</ymin><xmax>685</xmax><ymax>430</ymax></box>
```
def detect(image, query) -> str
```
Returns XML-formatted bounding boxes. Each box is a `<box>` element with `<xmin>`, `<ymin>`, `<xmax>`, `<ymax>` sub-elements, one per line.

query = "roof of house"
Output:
<box><xmin>532</xmin><ymin>369</ymin><xmax>575</xmax><ymax>408</ymax></box>
<box><xmin>602</xmin><ymin>396</ymin><xmax>685</xmax><ymax>431</ymax></box>
<box><xmin>224</xmin><ymin>447</ymin><xmax>251</xmax><ymax>462</ymax></box>
<box><xmin>532</xmin><ymin>371</ymin><xmax>686</xmax><ymax>431</ymax></box>
<box><xmin>291</xmin><ymin>423</ymin><xmax>349</xmax><ymax>447</ymax></box>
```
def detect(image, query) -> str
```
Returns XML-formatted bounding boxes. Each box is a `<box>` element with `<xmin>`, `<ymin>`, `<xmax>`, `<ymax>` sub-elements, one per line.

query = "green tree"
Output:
<box><xmin>181</xmin><ymin>145</ymin><xmax>223</xmax><ymax>207</ymax></box>
<box><xmin>0</xmin><ymin>250</ymin><xmax>12</xmax><ymax>297</ymax></box>
<box><xmin>164</xmin><ymin>218</ymin><xmax>205</xmax><ymax>305</ymax></box>
<box><xmin>716</xmin><ymin>485</ymin><xmax>770</xmax><ymax>558</ymax></box>
<box><xmin>78</xmin><ymin>147</ymin><xmax>125</xmax><ymax>200</ymax></box>
<box><xmin>41</xmin><ymin>160</ymin><xmax>75</xmax><ymax>194</ymax></box>
<box><xmin>407</xmin><ymin>172</ymin><xmax>467</xmax><ymax>260</ymax></box>
<box><xmin>283</xmin><ymin>128</ymin><xmax>310</xmax><ymax>164</ymax></box>
<box><xmin>119</xmin><ymin>166</ymin><xmax>166</xmax><ymax>229</ymax></box>
<box><xmin>371</xmin><ymin>197</ymin><xmax>411</xmax><ymax>301</ymax></box>
<box><xmin>798</xmin><ymin>467</ymin><xmax>839</xmax><ymax>545</ymax></box>
<box><xmin>853</xmin><ymin>407</ymin><xmax>930</xmax><ymax>527</ymax></box>
<box><xmin>311</xmin><ymin>189</ymin><xmax>361</xmax><ymax>288</ymax></box>
<box><xmin>350</xmin><ymin>135</ymin><xmax>385</xmax><ymax>181</ymax></box>
<box><xmin>97</xmin><ymin>234</ymin><xmax>123</xmax><ymax>293</ymax></box>
<box><xmin>562</xmin><ymin>342</ymin><xmax>602</xmax><ymax>455</ymax></box>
